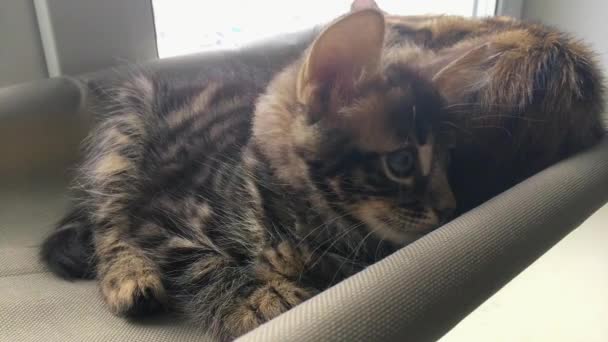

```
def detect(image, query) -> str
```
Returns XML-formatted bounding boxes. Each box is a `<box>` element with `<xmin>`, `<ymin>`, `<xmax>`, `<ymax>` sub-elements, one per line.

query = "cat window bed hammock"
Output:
<box><xmin>1</xmin><ymin>28</ymin><xmax>606</xmax><ymax>342</ymax></box>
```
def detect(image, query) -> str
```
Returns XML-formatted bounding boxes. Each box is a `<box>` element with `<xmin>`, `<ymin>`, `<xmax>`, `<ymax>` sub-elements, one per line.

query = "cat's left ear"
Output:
<box><xmin>297</xmin><ymin>9</ymin><xmax>385</xmax><ymax>114</ymax></box>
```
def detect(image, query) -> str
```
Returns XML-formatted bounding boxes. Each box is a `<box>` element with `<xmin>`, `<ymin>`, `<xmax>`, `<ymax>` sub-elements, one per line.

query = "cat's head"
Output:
<box><xmin>253</xmin><ymin>10</ymin><xmax>456</xmax><ymax>244</ymax></box>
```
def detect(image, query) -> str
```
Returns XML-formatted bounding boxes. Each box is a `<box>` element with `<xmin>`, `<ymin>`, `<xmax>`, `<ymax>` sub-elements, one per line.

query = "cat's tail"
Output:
<box><xmin>40</xmin><ymin>207</ymin><xmax>96</xmax><ymax>279</ymax></box>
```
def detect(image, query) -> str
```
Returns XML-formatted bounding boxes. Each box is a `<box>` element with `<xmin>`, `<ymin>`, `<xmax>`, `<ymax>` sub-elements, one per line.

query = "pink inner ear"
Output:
<box><xmin>310</xmin><ymin>43</ymin><xmax>354</xmax><ymax>85</ymax></box>
<box><xmin>314</xmin><ymin>58</ymin><xmax>357</xmax><ymax>95</ymax></box>
<box><xmin>310</xmin><ymin>58</ymin><xmax>358</xmax><ymax>113</ymax></box>
<box><xmin>316</xmin><ymin>59</ymin><xmax>347</xmax><ymax>83</ymax></box>
<box><xmin>350</xmin><ymin>0</ymin><xmax>380</xmax><ymax>11</ymax></box>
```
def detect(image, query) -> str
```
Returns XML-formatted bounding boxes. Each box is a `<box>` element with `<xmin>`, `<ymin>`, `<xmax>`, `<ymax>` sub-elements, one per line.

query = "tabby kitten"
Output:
<box><xmin>43</xmin><ymin>10</ymin><xmax>456</xmax><ymax>340</ymax></box>
<box><xmin>42</xmin><ymin>5</ymin><xmax>606</xmax><ymax>341</ymax></box>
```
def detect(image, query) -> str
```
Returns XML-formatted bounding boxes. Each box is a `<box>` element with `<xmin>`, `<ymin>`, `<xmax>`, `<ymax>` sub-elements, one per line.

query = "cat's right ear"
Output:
<box><xmin>297</xmin><ymin>9</ymin><xmax>385</xmax><ymax>116</ymax></box>
<box><xmin>350</xmin><ymin>0</ymin><xmax>381</xmax><ymax>12</ymax></box>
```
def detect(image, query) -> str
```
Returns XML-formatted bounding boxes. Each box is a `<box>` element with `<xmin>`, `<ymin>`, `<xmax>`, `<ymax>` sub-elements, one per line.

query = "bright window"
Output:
<box><xmin>152</xmin><ymin>0</ymin><xmax>496</xmax><ymax>58</ymax></box>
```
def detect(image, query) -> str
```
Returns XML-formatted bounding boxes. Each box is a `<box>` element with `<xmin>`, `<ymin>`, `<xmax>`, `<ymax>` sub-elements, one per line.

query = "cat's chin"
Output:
<box><xmin>350</xmin><ymin>199</ymin><xmax>442</xmax><ymax>245</ymax></box>
<box><xmin>372</xmin><ymin>227</ymin><xmax>427</xmax><ymax>246</ymax></box>
<box><xmin>358</xmin><ymin>212</ymin><xmax>439</xmax><ymax>245</ymax></box>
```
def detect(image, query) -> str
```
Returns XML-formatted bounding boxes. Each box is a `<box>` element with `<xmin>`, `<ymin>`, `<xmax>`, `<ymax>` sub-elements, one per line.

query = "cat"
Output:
<box><xmin>41</xmin><ymin>5</ymin><xmax>605</xmax><ymax>342</ymax></box>
<box><xmin>43</xmin><ymin>10</ymin><xmax>455</xmax><ymax>340</ymax></box>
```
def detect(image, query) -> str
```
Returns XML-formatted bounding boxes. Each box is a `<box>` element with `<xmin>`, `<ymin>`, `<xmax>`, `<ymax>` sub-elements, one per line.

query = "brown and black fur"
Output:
<box><xmin>384</xmin><ymin>13</ymin><xmax>605</xmax><ymax>210</ymax></box>
<box><xmin>42</xmin><ymin>7</ymin><xmax>605</xmax><ymax>341</ymax></box>
<box><xmin>43</xmin><ymin>10</ymin><xmax>456</xmax><ymax>340</ymax></box>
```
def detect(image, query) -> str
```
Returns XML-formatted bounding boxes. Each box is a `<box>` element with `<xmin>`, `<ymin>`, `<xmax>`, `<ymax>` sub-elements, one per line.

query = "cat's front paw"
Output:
<box><xmin>256</xmin><ymin>241</ymin><xmax>312</xmax><ymax>281</ymax></box>
<box><xmin>223</xmin><ymin>279</ymin><xmax>313</xmax><ymax>339</ymax></box>
<box><xmin>100</xmin><ymin>267</ymin><xmax>167</xmax><ymax>316</ymax></box>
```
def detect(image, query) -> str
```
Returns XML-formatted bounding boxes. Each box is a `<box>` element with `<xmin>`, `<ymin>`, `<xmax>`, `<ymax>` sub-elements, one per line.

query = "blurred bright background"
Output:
<box><xmin>152</xmin><ymin>0</ymin><xmax>497</xmax><ymax>58</ymax></box>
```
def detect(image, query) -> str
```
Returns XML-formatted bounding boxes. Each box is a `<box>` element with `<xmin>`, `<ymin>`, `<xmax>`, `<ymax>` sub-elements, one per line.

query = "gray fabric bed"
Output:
<box><xmin>1</xmin><ymin>48</ymin><xmax>607</xmax><ymax>341</ymax></box>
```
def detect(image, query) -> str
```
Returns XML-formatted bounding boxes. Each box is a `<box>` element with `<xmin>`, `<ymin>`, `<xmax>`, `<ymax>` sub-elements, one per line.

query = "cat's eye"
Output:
<box><xmin>384</xmin><ymin>149</ymin><xmax>415</xmax><ymax>178</ymax></box>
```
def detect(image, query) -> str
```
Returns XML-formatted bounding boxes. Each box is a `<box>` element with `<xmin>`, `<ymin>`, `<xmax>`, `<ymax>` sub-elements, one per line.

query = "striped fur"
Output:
<box><xmin>384</xmin><ymin>14</ymin><xmax>605</xmax><ymax>210</ymax></box>
<box><xmin>41</xmin><ymin>7</ymin><xmax>604</xmax><ymax>341</ymax></box>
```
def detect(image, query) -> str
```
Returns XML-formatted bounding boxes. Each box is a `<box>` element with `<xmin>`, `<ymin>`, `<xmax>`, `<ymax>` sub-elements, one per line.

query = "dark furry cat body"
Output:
<box><xmin>44</xmin><ymin>11</ymin><xmax>456</xmax><ymax>339</ymax></box>
<box><xmin>42</xmin><ymin>8</ymin><xmax>604</xmax><ymax>341</ymax></box>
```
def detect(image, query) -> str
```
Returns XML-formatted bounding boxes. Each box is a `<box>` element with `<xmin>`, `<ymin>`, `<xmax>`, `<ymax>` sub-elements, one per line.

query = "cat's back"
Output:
<box><xmin>82</xmin><ymin>72</ymin><xmax>263</xmax><ymax>214</ymax></box>
<box><xmin>146</xmin><ymin>76</ymin><xmax>259</xmax><ymax>188</ymax></box>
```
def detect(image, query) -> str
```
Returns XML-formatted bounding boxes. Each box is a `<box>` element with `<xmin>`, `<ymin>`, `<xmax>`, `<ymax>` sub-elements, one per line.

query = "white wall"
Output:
<box><xmin>523</xmin><ymin>0</ymin><xmax>608</xmax><ymax>71</ymax></box>
<box><xmin>0</xmin><ymin>0</ymin><xmax>157</xmax><ymax>87</ymax></box>
<box><xmin>0</xmin><ymin>1</ymin><xmax>48</xmax><ymax>87</ymax></box>
<box><xmin>496</xmin><ymin>0</ymin><xmax>524</xmax><ymax>18</ymax></box>
<box><xmin>40</xmin><ymin>0</ymin><xmax>158</xmax><ymax>76</ymax></box>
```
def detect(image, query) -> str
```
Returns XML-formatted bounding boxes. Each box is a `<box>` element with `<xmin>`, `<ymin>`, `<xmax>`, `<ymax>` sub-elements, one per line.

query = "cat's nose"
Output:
<box><xmin>436</xmin><ymin>206</ymin><xmax>456</xmax><ymax>224</ymax></box>
<box><xmin>434</xmin><ymin>190</ymin><xmax>456</xmax><ymax>224</ymax></box>
<box><xmin>428</xmin><ymin>163</ymin><xmax>457</xmax><ymax>224</ymax></box>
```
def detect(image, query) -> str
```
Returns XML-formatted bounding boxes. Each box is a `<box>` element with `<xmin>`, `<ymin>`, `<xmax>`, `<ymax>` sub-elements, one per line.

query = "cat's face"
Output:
<box><xmin>253</xmin><ymin>10</ymin><xmax>455</xmax><ymax>244</ymax></box>
<box><xmin>306</xmin><ymin>67</ymin><xmax>455</xmax><ymax>243</ymax></box>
